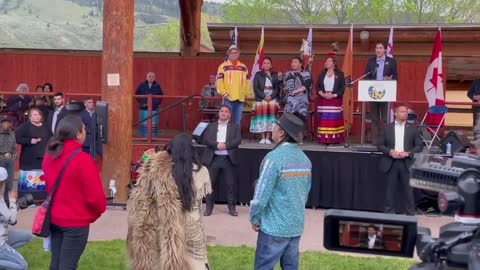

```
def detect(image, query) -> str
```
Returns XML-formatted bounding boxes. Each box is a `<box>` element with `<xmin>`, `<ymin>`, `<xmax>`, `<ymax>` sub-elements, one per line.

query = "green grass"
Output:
<box><xmin>18</xmin><ymin>239</ymin><xmax>417</xmax><ymax>270</ymax></box>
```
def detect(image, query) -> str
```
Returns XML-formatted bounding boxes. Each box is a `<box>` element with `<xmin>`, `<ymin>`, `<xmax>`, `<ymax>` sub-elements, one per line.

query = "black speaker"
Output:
<box><xmin>95</xmin><ymin>101</ymin><xmax>108</xmax><ymax>144</ymax></box>
<box><xmin>439</xmin><ymin>130</ymin><xmax>471</xmax><ymax>154</ymax></box>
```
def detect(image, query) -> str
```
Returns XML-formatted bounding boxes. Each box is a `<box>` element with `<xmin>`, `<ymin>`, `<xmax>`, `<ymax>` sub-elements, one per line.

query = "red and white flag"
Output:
<box><xmin>424</xmin><ymin>28</ymin><xmax>445</xmax><ymax>107</ymax></box>
<box><xmin>301</xmin><ymin>27</ymin><xmax>313</xmax><ymax>71</ymax></box>
<box><xmin>250</xmin><ymin>26</ymin><xmax>265</xmax><ymax>91</ymax></box>
<box><xmin>387</xmin><ymin>26</ymin><xmax>395</xmax><ymax>123</ymax></box>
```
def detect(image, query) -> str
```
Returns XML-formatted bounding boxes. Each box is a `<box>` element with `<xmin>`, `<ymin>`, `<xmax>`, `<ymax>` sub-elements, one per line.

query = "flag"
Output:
<box><xmin>387</xmin><ymin>26</ymin><xmax>395</xmax><ymax>123</ymax></box>
<box><xmin>225</xmin><ymin>26</ymin><xmax>238</xmax><ymax>61</ymax></box>
<box><xmin>342</xmin><ymin>25</ymin><xmax>354</xmax><ymax>129</ymax></box>
<box><xmin>300</xmin><ymin>27</ymin><xmax>313</xmax><ymax>71</ymax></box>
<box><xmin>424</xmin><ymin>28</ymin><xmax>445</xmax><ymax>126</ymax></box>
<box><xmin>250</xmin><ymin>26</ymin><xmax>265</xmax><ymax>92</ymax></box>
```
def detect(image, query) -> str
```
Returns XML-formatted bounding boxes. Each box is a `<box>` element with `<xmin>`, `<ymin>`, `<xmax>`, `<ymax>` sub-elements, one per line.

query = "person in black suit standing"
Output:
<box><xmin>79</xmin><ymin>97</ymin><xmax>103</xmax><ymax>158</ymax></box>
<box><xmin>467</xmin><ymin>79</ymin><xmax>480</xmax><ymax>140</ymax></box>
<box><xmin>202</xmin><ymin>105</ymin><xmax>242</xmax><ymax>217</ymax></box>
<box><xmin>377</xmin><ymin>105</ymin><xmax>423</xmax><ymax>215</ymax></box>
<box><xmin>47</xmin><ymin>92</ymin><xmax>68</xmax><ymax>134</ymax></box>
<box><xmin>365</xmin><ymin>41</ymin><xmax>398</xmax><ymax>143</ymax></box>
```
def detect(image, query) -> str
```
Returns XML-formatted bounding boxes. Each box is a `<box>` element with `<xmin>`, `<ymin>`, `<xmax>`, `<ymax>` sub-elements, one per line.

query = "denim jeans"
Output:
<box><xmin>224</xmin><ymin>99</ymin><xmax>244</xmax><ymax>127</ymax></box>
<box><xmin>0</xmin><ymin>230</ymin><xmax>32</xmax><ymax>270</ymax></box>
<box><xmin>254</xmin><ymin>230</ymin><xmax>301</xmax><ymax>270</ymax></box>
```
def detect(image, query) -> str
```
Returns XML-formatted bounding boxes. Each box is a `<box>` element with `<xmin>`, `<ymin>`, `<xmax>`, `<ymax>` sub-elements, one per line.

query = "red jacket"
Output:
<box><xmin>42</xmin><ymin>140</ymin><xmax>106</xmax><ymax>227</ymax></box>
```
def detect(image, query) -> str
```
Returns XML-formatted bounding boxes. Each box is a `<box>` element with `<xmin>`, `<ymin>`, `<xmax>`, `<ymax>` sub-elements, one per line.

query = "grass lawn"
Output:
<box><xmin>18</xmin><ymin>239</ymin><xmax>417</xmax><ymax>270</ymax></box>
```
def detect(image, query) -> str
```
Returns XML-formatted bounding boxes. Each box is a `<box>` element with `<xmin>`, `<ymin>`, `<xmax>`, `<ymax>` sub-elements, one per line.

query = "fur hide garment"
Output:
<box><xmin>127</xmin><ymin>151</ymin><xmax>189</xmax><ymax>270</ymax></box>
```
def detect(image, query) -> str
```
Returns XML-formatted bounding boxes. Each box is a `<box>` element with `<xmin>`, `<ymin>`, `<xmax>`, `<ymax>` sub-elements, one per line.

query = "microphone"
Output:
<box><xmin>372</xmin><ymin>63</ymin><xmax>379</xmax><ymax>79</ymax></box>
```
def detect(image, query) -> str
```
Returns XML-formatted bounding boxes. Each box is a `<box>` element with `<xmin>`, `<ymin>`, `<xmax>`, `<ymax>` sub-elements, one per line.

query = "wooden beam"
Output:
<box><xmin>101</xmin><ymin>0</ymin><xmax>134</xmax><ymax>202</ymax></box>
<box><xmin>179</xmin><ymin>0</ymin><xmax>203</xmax><ymax>56</ymax></box>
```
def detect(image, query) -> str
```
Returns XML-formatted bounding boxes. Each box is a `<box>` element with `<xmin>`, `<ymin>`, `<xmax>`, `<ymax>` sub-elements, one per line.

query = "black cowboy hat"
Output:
<box><xmin>274</xmin><ymin>113</ymin><xmax>305</xmax><ymax>143</ymax></box>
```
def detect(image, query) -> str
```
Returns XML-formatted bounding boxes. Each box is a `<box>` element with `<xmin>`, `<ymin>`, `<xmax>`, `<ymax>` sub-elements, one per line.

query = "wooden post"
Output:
<box><xmin>101</xmin><ymin>0</ymin><xmax>134</xmax><ymax>202</ymax></box>
<box><xmin>179</xmin><ymin>0</ymin><xmax>203</xmax><ymax>56</ymax></box>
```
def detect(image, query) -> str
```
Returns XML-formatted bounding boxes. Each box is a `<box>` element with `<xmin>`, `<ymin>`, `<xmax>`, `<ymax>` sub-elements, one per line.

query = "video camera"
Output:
<box><xmin>324</xmin><ymin>153</ymin><xmax>480</xmax><ymax>270</ymax></box>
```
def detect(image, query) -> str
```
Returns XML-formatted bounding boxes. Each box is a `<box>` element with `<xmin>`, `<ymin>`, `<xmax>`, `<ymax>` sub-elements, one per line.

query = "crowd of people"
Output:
<box><xmin>0</xmin><ymin>83</ymin><xmax>107</xmax><ymax>269</ymax></box>
<box><xmin>198</xmin><ymin>42</ymin><xmax>396</xmax><ymax>146</ymax></box>
<box><xmin>0</xmin><ymin>39</ymin><xmax>477</xmax><ymax>270</ymax></box>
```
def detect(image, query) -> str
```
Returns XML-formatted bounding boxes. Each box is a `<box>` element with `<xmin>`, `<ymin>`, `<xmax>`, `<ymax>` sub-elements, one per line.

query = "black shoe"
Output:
<box><xmin>204</xmin><ymin>207</ymin><xmax>212</xmax><ymax>216</ymax></box>
<box><xmin>228</xmin><ymin>205</ymin><xmax>238</xmax><ymax>216</ymax></box>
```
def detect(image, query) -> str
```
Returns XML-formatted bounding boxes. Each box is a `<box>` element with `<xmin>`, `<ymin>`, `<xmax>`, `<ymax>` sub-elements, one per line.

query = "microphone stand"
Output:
<box><xmin>345</xmin><ymin>69</ymin><xmax>375</xmax><ymax>147</ymax></box>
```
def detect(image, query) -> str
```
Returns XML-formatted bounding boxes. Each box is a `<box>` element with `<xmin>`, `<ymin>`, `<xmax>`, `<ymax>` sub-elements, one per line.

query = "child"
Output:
<box><xmin>0</xmin><ymin>167</ymin><xmax>33</xmax><ymax>270</ymax></box>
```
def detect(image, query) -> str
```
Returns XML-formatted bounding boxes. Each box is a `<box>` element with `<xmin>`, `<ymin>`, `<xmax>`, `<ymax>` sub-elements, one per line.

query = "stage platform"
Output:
<box><xmin>197</xmin><ymin>141</ymin><xmax>393</xmax><ymax>213</ymax></box>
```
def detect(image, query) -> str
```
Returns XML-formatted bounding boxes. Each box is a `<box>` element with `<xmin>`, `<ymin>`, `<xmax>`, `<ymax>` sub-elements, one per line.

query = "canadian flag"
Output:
<box><xmin>424</xmin><ymin>28</ymin><xmax>445</xmax><ymax>107</ymax></box>
<box><xmin>387</xmin><ymin>26</ymin><xmax>395</xmax><ymax>123</ymax></box>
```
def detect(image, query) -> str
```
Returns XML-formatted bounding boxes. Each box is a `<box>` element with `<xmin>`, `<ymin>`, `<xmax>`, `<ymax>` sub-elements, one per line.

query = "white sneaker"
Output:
<box><xmin>259</xmin><ymin>139</ymin><xmax>266</xmax><ymax>144</ymax></box>
<box><xmin>265</xmin><ymin>139</ymin><xmax>272</xmax><ymax>144</ymax></box>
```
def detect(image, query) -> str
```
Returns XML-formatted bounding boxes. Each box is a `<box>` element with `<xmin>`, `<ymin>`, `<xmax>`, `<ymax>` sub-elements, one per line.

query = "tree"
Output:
<box><xmin>143</xmin><ymin>19</ymin><xmax>181</xmax><ymax>52</ymax></box>
<box><xmin>222</xmin><ymin>0</ymin><xmax>290</xmax><ymax>23</ymax></box>
<box><xmin>353</xmin><ymin>0</ymin><xmax>403</xmax><ymax>24</ymax></box>
<box><xmin>443</xmin><ymin>0</ymin><xmax>480</xmax><ymax>23</ymax></box>
<box><xmin>142</xmin><ymin>13</ymin><xmax>222</xmax><ymax>52</ymax></box>
<box><xmin>278</xmin><ymin>0</ymin><xmax>329</xmax><ymax>24</ymax></box>
<box><xmin>401</xmin><ymin>0</ymin><xmax>445</xmax><ymax>23</ymax></box>
<box><xmin>327</xmin><ymin>0</ymin><xmax>356</xmax><ymax>24</ymax></box>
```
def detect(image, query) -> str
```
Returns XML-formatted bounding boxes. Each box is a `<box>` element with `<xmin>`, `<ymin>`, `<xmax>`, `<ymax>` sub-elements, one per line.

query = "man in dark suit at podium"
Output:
<box><xmin>365</xmin><ymin>41</ymin><xmax>398</xmax><ymax>143</ymax></box>
<box><xmin>378</xmin><ymin>105</ymin><xmax>423</xmax><ymax>215</ymax></box>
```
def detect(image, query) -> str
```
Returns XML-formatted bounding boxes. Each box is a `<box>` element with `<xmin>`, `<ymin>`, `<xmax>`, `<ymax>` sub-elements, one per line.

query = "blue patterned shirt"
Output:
<box><xmin>250</xmin><ymin>142</ymin><xmax>312</xmax><ymax>238</ymax></box>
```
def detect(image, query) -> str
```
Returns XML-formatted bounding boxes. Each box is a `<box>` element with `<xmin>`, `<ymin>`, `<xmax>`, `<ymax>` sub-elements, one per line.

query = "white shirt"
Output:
<box><xmin>368</xmin><ymin>235</ymin><xmax>377</xmax><ymax>249</ymax></box>
<box><xmin>264</xmin><ymin>77</ymin><xmax>273</xmax><ymax>97</ymax></box>
<box><xmin>323</xmin><ymin>75</ymin><xmax>335</xmax><ymax>92</ymax></box>
<box><xmin>86</xmin><ymin>109</ymin><xmax>94</xmax><ymax>118</ymax></box>
<box><xmin>52</xmin><ymin>106</ymin><xmax>64</xmax><ymax>133</ymax></box>
<box><xmin>214</xmin><ymin>120</ymin><xmax>229</xmax><ymax>155</ymax></box>
<box><xmin>394</xmin><ymin>121</ymin><xmax>406</xmax><ymax>152</ymax></box>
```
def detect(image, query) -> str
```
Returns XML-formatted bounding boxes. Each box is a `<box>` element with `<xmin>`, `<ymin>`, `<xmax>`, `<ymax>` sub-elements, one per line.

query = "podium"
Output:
<box><xmin>358</xmin><ymin>80</ymin><xmax>397</xmax><ymax>144</ymax></box>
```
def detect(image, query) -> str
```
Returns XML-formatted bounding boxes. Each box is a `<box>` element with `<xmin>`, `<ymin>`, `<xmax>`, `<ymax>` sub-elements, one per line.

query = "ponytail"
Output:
<box><xmin>46</xmin><ymin>114</ymin><xmax>84</xmax><ymax>159</ymax></box>
<box><xmin>47</xmin><ymin>138</ymin><xmax>64</xmax><ymax>159</ymax></box>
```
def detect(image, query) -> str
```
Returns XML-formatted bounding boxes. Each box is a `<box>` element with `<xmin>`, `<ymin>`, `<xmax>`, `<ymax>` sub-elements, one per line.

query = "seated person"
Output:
<box><xmin>200</xmin><ymin>75</ymin><xmax>221</xmax><ymax>122</ymax></box>
<box><xmin>0</xmin><ymin>167</ymin><xmax>33</xmax><ymax>270</ymax></box>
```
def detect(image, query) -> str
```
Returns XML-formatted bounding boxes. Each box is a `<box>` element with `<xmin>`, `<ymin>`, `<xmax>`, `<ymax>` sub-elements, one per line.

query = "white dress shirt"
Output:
<box><xmin>51</xmin><ymin>106</ymin><xmax>64</xmax><ymax>133</ymax></box>
<box><xmin>368</xmin><ymin>235</ymin><xmax>377</xmax><ymax>249</ymax></box>
<box><xmin>214</xmin><ymin>120</ymin><xmax>229</xmax><ymax>155</ymax></box>
<box><xmin>323</xmin><ymin>75</ymin><xmax>335</xmax><ymax>92</ymax></box>
<box><xmin>394</xmin><ymin>121</ymin><xmax>406</xmax><ymax>152</ymax></box>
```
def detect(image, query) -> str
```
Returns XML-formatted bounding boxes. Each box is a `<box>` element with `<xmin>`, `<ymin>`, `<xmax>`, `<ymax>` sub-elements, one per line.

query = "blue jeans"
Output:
<box><xmin>224</xmin><ymin>99</ymin><xmax>244</xmax><ymax>127</ymax></box>
<box><xmin>254</xmin><ymin>230</ymin><xmax>301</xmax><ymax>270</ymax></box>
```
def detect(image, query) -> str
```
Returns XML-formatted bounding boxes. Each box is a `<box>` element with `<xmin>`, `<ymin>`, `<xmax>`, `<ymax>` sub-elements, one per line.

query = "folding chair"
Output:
<box><xmin>407</xmin><ymin>111</ymin><xmax>418</xmax><ymax>124</ymax></box>
<box><xmin>418</xmin><ymin>105</ymin><xmax>448</xmax><ymax>149</ymax></box>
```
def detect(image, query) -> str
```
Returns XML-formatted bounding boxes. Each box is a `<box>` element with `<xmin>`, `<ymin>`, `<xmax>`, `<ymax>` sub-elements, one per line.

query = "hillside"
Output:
<box><xmin>0</xmin><ymin>0</ymin><xmax>223</xmax><ymax>51</ymax></box>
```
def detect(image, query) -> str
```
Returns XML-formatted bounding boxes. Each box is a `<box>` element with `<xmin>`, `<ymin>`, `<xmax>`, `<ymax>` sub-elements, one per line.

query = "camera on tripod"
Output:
<box><xmin>324</xmin><ymin>153</ymin><xmax>480</xmax><ymax>270</ymax></box>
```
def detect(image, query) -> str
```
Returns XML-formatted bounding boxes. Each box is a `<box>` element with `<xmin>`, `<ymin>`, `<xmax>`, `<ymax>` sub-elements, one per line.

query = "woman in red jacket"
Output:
<box><xmin>41</xmin><ymin>114</ymin><xmax>106</xmax><ymax>270</ymax></box>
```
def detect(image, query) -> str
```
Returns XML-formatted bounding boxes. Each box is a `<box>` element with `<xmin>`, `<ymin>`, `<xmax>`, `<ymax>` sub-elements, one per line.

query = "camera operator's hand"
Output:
<box><xmin>8</xmin><ymin>190</ymin><xmax>17</xmax><ymax>202</ymax></box>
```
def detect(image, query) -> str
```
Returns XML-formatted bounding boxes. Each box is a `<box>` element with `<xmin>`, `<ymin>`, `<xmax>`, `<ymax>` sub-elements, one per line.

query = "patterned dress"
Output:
<box><xmin>250</xmin><ymin>77</ymin><xmax>278</xmax><ymax>133</ymax></box>
<box><xmin>283</xmin><ymin>70</ymin><xmax>312</xmax><ymax>122</ymax></box>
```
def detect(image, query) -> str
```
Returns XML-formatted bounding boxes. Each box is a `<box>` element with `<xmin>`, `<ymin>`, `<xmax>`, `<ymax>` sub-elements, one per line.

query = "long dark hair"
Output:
<box><xmin>165</xmin><ymin>133</ymin><xmax>201</xmax><ymax>211</ymax></box>
<box><xmin>47</xmin><ymin>114</ymin><xmax>84</xmax><ymax>158</ymax></box>
<box><xmin>291</xmin><ymin>56</ymin><xmax>304</xmax><ymax>70</ymax></box>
